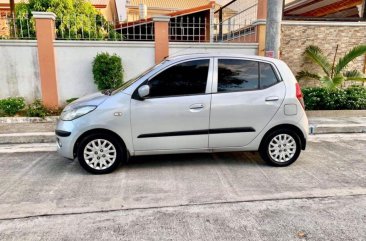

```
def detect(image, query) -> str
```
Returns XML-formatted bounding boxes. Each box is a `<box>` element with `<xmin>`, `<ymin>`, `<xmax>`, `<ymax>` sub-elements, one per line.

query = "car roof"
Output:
<box><xmin>166</xmin><ymin>53</ymin><xmax>283</xmax><ymax>64</ymax></box>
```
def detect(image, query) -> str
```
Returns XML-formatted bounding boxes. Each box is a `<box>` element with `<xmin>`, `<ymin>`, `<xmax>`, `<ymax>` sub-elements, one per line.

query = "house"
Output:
<box><xmin>124</xmin><ymin>0</ymin><xmax>237</xmax><ymax>20</ymax></box>
<box><xmin>125</xmin><ymin>0</ymin><xmax>213</xmax><ymax>21</ymax></box>
<box><xmin>89</xmin><ymin>0</ymin><xmax>125</xmax><ymax>22</ymax></box>
<box><xmin>116</xmin><ymin>2</ymin><xmax>215</xmax><ymax>41</ymax></box>
<box><xmin>117</xmin><ymin>0</ymin><xmax>254</xmax><ymax>43</ymax></box>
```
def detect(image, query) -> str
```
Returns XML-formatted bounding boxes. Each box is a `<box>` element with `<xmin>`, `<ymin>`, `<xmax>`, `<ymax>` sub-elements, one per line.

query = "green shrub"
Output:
<box><xmin>0</xmin><ymin>97</ymin><xmax>26</xmax><ymax>116</ymax></box>
<box><xmin>343</xmin><ymin>86</ymin><xmax>366</xmax><ymax>110</ymax></box>
<box><xmin>92</xmin><ymin>52</ymin><xmax>123</xmax><ymax>90</ymax></box>
<box><xmin>26</xmin><ymin>99</ymin><xmax>49</xmax><ymax>118</ymax></box>
<box><xmin>302</xmin><ymin>86</ymin><xmax>366</xmax><ymax>110</ymax></box>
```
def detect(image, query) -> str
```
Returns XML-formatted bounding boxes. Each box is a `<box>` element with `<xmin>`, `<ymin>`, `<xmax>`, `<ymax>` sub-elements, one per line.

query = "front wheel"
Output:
<box><xmin>77</xmin><ymin>133</ymin><xmax>124</xmax><ymax>174</ymax></box>
<box><xmin>259</xmin><ymin>129</ymin><xmax>301</xmax><ymax>167</ymax></box>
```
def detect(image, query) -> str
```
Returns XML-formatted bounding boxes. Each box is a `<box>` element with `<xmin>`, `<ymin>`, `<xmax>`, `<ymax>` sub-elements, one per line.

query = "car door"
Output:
<box><xmin>209</xmin><ymin>58</ymin><xmax>285</xmax><ymax>148</ymax></box>
<box><xmin>131</xmin><ymin>58</ymin><xmax>213</xmax><ymax>153</ymax></box>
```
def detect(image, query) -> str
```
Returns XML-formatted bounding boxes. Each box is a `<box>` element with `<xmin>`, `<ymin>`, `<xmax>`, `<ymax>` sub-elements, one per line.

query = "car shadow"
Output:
<box><xmin>56</xmin><ymin>151</ymin><xmax>266</xmax><ymax>175</ymax></box>
<box><xmin>122</xmin><ymin>151</ymin><xmax>266</xmax><ymax>170</ymax></box>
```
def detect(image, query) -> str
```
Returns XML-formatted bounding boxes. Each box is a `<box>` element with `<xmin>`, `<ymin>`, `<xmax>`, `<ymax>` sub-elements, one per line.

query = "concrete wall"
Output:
<box><xmin>281</xmin><ymin>21</ymin><xmax>366</xmax><ymax>87</ymax></box>
<box><xmin>0</xmin><ymin>41</ymin><xmax>41</xmax><ymax>102</ymax></box>
<box><xmin>54</xmin><ymin>41</ymin><xmax>156</xmax><ymax>103</ymax></box>
<box><xmin>0</xmin><ymin>40</ymin><xmax>258</xmax><ymax>104</ymax></box>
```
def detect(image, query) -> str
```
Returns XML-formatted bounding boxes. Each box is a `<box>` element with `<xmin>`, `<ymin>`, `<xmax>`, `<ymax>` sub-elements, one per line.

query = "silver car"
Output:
<box><xmin>56</xmin><ymin>54</ymin><xmax>308</xmax><ymax>174</ymax></box>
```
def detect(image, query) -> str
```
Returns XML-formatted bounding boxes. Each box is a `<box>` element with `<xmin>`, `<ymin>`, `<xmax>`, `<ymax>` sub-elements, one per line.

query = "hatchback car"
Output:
<box><xmin>56</xmin><ymin>54</ymin><xmax>308</xmax><ymax>174</ymax></box>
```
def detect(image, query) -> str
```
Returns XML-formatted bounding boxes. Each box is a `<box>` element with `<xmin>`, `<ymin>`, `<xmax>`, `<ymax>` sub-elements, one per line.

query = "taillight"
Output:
<box><xmin>296</xmin><ymin>83</ymin><xmax>305</xmax><ymax>109</ymax></box>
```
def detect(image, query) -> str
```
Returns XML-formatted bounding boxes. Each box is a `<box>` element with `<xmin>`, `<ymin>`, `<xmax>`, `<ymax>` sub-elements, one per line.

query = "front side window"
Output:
<box><xmin>218</xmin><ymin>59</ymin><xmax>259</xmax><ymax>92</ymax></box>
<box><xmin>148</xmin><ymin>59</ymin><xmax>209</xmax><ymax>98</ymax></box>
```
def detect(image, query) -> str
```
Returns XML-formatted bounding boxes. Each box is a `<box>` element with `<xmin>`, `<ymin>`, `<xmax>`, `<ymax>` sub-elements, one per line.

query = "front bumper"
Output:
<box><xmin>55</xmin><ymin>120</ymin><xmax>79</xmax><ymax>160</ymax></box>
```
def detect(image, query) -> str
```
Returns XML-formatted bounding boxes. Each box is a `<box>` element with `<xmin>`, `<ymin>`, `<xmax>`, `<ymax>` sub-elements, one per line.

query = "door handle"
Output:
<box><xmin>265</xmin><ymin>96</ymin><xmax>279</xmax><ymax>102</ymax></box>
<box><xmin>189</xmin><ymin>104</ymin><xmax>204</xmax><ymax>111</ymax></box>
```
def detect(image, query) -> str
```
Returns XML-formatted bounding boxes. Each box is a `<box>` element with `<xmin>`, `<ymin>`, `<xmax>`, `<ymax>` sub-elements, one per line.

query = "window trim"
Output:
<box><xmin>212</xmin><ymin>57</ymin><xmax>282</xmax><ymax>94</ymax></box>
<box><xmin>132</xmin><ymin>58</ymin><xmax>213</xmax><ymax>100</ymax></box>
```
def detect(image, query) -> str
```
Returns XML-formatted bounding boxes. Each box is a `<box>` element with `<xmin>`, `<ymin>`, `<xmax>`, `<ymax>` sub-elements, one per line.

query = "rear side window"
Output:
<box><xmin>260</xmin><ymin>62</ymin><xmax>279</xmax><ymax>88</ymax></box>
<box><xmin>218</xmin><ymin>59</ymin><xmax>259</xmax><ymax>92</ymax></box>
<box><xmin>148</xmin><ymin>59</ymin><xmax>209</xmax><ymax>98</ymax></box>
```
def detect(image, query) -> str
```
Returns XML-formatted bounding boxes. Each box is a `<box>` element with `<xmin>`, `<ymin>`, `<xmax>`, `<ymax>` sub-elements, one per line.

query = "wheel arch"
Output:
<box><xmin>73</xmin><ymin>128</ymin><xmax>129</xmax><ymax>159</ymax></box>
<box><xmin>260</xmin><ymin>124</ymin><xmax>306</xmax><ymax>150</ymax></box>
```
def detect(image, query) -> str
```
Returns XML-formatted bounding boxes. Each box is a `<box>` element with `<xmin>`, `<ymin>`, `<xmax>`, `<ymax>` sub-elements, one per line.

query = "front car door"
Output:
<box><xmin>209</xmin><ymin>58</ymin><xmax>286</xmax><ymax>148</ymax></box>
<box><xmin>131</xmin><ymin>58</ymin><xmax>213</xmax><ymax>154</ymax></box>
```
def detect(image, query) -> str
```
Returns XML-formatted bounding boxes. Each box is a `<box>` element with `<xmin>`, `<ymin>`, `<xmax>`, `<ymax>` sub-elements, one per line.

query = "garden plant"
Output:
<box><xmin>297</xmin><ymin>44</ymin><xmax>366</xmax><ymax>89</ymax></box>
<box><xmin>92</xmin><ymin>52</ymin><xmax>124</xmax><ymax>90</ymax></box>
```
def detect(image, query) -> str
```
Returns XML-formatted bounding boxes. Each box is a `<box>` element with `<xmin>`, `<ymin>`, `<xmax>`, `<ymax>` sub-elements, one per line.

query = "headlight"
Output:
<box><xmin>60</xmin><ymin>106</ymin><xmax>97</xmax><ymax>121</ymax></box>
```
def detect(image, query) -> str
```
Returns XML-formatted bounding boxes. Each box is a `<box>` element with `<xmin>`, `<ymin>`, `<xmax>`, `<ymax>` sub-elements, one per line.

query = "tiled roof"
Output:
<box><xmin>285</xmin><ymin>0</ymin><xmax>363</xmax><ymax>17</ymax></box>
<box><xmin>126</xmin><ymin>0</ymin><xmax>212</xmax><ymax>9</ymax></box>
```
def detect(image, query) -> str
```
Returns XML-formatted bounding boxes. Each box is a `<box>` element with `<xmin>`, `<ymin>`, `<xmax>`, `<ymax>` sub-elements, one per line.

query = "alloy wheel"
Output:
<box><xmin>268</xmin><ymin>134</ymin><xmax>297</xmax><ymax>163</ymax></box>
<box><xmin>83</xmin><ymin>139</ymin><xmax>117</xmax><ymax>170</ymax></box>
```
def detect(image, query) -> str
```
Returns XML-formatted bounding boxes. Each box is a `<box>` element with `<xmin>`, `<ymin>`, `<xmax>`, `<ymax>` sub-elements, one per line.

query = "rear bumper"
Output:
<box><xmin>301</xmin><ymin>138</ymin><xmax>307</xmax><ymax>150</ymax></box>
<box><xmin>297</xmin><ymin>111</ymin><xmax>309</xmax><ymax>150</ymax></box>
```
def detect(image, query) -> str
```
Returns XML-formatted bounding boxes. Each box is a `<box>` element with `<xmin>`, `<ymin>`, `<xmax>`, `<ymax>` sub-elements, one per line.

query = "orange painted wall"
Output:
<box><xmin>34</xmin><ymin>17</ymin><xmax>59</xmax><ymax>108</ymax></box>
<box><xmin>154</xmin><ymin>21</ymin><xmax>169</xmax><ymax>64</ymax></box>
<box><xmin>257</xmin><ymin>0</ymin><xmax>268</xmax><ymax>19</ymax></box>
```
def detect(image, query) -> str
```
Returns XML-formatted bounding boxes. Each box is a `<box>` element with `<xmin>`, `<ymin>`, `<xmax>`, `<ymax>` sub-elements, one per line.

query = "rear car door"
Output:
<box><xmin>131</xmin><ymin>58</ymin><xmax>213</xmax><ymax>152</ymax></box>
<box><xmin>209</xmin><ymin>58</ymin><xmax>286</xmax><ymax>148</ymax></box>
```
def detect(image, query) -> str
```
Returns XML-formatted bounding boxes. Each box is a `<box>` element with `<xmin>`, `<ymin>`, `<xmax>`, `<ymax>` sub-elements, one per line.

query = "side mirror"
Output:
<box><xmin>138</xmin><ymin>85</ymin><xmax>150</xmax><ymax>99</ymax></box>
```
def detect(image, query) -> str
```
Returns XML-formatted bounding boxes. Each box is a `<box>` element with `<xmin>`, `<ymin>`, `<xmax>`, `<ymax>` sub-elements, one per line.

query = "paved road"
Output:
<box><xmin>0</xmin><ymin>134</ymin><xmax>365</xmax><ymax>240</ymax></box>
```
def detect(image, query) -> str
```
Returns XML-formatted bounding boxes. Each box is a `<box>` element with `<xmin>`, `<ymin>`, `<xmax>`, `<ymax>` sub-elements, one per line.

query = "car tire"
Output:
<box><xmin>77</xmin><ymin>133</ymin><xmax>125</xmax><ymax>174</ymax></box>
<box><xmin>259</xmin><ymin>129</ymin><xmax>301</xmax><ymax>167</ymax></box>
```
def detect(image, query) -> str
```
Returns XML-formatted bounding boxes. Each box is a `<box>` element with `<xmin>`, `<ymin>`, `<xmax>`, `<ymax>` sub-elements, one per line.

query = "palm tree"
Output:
<box><xmin>296</xmin><ymin>45</ymin><xmax>366</xmax><ymax>89</ymax></box>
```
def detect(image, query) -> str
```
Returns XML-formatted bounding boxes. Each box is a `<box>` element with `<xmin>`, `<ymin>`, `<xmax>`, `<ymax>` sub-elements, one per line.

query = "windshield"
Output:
<box><xmin>111</xmin><ymin>62</ymin><xmax>165</xmax><ymax>95</ymax></box>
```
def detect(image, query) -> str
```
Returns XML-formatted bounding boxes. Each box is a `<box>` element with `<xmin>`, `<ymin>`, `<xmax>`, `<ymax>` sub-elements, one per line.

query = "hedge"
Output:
<box><xmin>302</xmin><ymin>86</ymin><xmax>366</xmax><ymax>110</ymax></box>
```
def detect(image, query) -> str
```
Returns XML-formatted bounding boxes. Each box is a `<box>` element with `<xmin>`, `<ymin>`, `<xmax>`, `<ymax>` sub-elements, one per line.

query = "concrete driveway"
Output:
<box><xmin>0</xmin><ymin>133</ymin><xmax>365</xmax><ymax>240</ymax></box>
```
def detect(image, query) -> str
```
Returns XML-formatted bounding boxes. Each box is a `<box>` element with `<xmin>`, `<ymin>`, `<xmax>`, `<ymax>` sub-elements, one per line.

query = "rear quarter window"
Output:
<box><xmin>259</xmin><ymin>62</ymin><xmax>279</xmax><ymax>89</ymax></box>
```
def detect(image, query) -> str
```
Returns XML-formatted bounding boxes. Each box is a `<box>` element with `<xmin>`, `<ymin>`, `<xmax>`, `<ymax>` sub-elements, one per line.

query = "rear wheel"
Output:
<box><xmin>77</xmin><ymin>133</ymin><xmax>124</xmax><ymax>174</ymax></box>
<box><xmin>259</xmin><ymin>129</ymin><xmax>301</xmax><ymax>166</ymax></box>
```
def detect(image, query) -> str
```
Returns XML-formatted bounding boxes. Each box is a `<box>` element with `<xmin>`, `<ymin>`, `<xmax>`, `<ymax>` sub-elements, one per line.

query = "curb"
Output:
<box><xmin>306</xmin><ymin>110</ymin><xmax>366</xmax><ymax>118</ymax></box>
<box><xmin>0</xmin><ymin>143</ymin><xmax>57</xmax><ymax>153</ymax></box>
<box><xmin>309</xmin><ymin>124</ymin><xmax>366</xmax><ymax>134</ymax></box>
<box><xmin>0</xmin><ymin>132</ymin><xmax>55</xmax><ymax>144</ymax></box>
<box><xmin>0</xmin><ymin>116</ymin><xmax>58</xmax><ymax>124</ymax></box>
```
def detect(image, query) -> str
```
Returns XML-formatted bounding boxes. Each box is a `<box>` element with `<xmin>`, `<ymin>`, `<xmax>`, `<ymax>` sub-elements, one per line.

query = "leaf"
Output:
<box><xmin>304</xmin><ymin>45</ymin><xmax>332</xmax><ymax>77</ymax></box>
<box><xmin>332</xmin><ymin>74</ymin><xmax>345</xmax><ymax>87</ymax></box>
<box><xmin>344</xmin><ymin>69</ymin><xmax>366</xmax><ymax>82</ymax></box>
<box><xmin>296</xmin><ymin>70</ymin><xmax>321</xmax><ymax>81</ymax></box>
<box><xmin>344</xmin><ymin>70</ymin><xmax>364</xmax><ymax>78</ymax></box>
<box><xmin>320</xmin><ymin>76</ymin><xmax>337</xmax><ymax>90</ymax></box>
<box><xmin>345</xmin><ymin>77</ymin><xmax>366</xmax><ymax>82</ymax></box>
<box><xmin>334</xmin><ymin>45</ymin><xmax>366</xmax><ymax>75</ymax></box>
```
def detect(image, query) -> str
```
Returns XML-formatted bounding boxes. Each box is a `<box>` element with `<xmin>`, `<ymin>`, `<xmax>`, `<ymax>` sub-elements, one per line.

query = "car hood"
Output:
<box><xmin>67</xmin><ymin>92</ymin><xmax>109</xmax><ymax>109</ymax></box>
